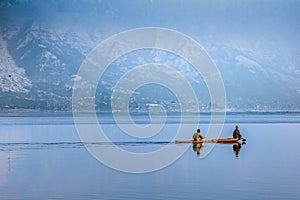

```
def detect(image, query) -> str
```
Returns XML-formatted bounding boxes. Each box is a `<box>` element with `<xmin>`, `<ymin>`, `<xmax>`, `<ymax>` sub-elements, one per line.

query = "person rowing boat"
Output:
<box><xmin>192</xmin><ymin>129</ymin><xmax>204</xmax><ymax>141</ymax></box>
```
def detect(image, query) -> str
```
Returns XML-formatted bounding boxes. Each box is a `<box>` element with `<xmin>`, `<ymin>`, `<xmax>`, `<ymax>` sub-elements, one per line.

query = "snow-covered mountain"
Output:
<box><xmin>0</xmin><ymin>0</ymin><xmax>299</xmax><ymax>112</ymax></box>
<box><xmin>0</xmin><ymin>34</ymin><xmax>31</xmax><ymax>93</ymax></box>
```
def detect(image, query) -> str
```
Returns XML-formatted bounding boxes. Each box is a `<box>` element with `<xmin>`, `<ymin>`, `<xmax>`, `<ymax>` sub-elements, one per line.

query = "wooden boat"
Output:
<box><xmin>175</xmin><ymin>138</ymin><xmax>241</xmax><ymax>144</ymax></box>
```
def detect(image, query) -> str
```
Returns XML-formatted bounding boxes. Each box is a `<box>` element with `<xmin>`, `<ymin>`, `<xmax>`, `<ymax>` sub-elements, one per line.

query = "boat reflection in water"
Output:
<box><xmin>232</xmin><ymin>142</ymin><xmax>243</xmax><ymax>158</ymax></box>
<box><xmin>192</xmin><ymin>141</ymin><xmax>246</xmax><ymax>158</ymax></box>
<box><xmin>192</xmin><ymin>143</ymin><xmax>203</xmax><ymax>157</ymax></box>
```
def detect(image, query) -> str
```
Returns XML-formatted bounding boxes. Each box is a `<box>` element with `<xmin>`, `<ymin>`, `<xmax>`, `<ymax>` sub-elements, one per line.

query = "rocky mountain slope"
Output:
<box><xmin>0</xmin><ymin>0</ymin><xmax>299</xmax><ymax>112</ymax></box>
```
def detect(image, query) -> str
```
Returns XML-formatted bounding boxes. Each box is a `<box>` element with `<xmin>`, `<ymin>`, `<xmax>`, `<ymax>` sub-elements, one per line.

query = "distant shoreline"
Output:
<box><xmin>1</xmin><ymin>110</ymin><xmax>300</xmax><ymax>117</ymax></box>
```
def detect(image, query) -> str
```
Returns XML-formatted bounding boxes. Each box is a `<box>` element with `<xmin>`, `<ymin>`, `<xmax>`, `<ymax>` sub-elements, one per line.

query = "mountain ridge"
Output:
<box><xmin>0</xmin><ymin>0</ymin><xmax>299</xmax><ymax>112</ymax></box>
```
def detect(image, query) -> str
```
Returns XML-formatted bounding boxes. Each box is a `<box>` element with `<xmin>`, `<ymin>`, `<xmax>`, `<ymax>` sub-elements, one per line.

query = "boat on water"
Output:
<box><xmin>175</xmin><ymin>138</ymin><xmax>243</xmax><ymax>144</ymax></box>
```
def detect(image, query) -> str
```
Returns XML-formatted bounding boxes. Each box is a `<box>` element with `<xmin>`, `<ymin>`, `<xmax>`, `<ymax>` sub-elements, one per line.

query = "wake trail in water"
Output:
<box><xmin>0</xmin><ymin>141</ymin><xmax>173</xmax><ymax>151</ymax></box>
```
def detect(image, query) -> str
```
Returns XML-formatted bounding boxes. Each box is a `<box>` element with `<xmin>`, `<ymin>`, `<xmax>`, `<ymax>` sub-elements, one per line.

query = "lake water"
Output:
<box><xmin>0</xmin><ymin>113</ymin><xmax>300</xmax><ymax>200</ymax></box>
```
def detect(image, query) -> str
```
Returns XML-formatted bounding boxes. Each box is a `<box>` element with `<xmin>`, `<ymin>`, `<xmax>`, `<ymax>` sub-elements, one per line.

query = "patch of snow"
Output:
<box><xmin>72</xmin><ymin>74</ymin><xmax>82</xmax><ymax>81</ymax></box>
<box><xmin>0</xmin><ymin>34</ymin><xmax>32</xmax><ymax>93</ymax></box>
<box><xmin>39</xmin><ymin>51</ymin><xmax>61</xmax><ymax>71</ymax></box>
<box><xmin>16</xmin><ymin>29</ymin><xmax>35</xmax><ymax>50</ymax></box>
<box><xmin>235</xmin><ymin>55</ymin><xmax>267</xmax><ymax>75</ymax></box>
<box><xmin>38</xmin><ymin>43</ymin><xmax>46</xmax><ymax>48</ymax></box>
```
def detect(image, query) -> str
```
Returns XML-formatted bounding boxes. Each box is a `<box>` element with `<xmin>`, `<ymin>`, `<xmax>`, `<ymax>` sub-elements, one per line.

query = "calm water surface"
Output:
<box><xmin>0</xmin><ymin>114</ymin><xmax>300</xmax><ymax>200</ymax></box>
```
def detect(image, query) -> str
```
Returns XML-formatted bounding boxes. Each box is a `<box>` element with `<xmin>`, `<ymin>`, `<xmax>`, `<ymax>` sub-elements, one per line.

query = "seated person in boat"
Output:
<box><xmin>233</xmin><ymin>125</ymin><xmax>242</xmax><ymax>139</ymax></box>
<box><xmin>193</xmin><ymin>129</ymin><xmax>204</xmax><ymax>141</ymax></box>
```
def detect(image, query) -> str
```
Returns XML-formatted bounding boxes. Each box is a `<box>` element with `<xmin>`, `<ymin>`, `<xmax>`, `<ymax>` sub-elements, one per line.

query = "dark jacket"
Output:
<box><xmin>233</xmin><ymin>129</ymin><xmax>242</xmax><ymax>139</ymax></box>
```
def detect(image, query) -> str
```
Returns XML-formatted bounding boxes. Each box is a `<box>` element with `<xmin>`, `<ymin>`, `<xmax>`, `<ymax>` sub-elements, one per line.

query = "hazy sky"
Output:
<box><xmin>2</xmin><ymin>0</ymin><xmax>299</xmax><ymax>44</ymax></box>
<box><xmin>95</xmin><ymin>0</ymin><xmax>300</xmax><ymax>39</ymax></box>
